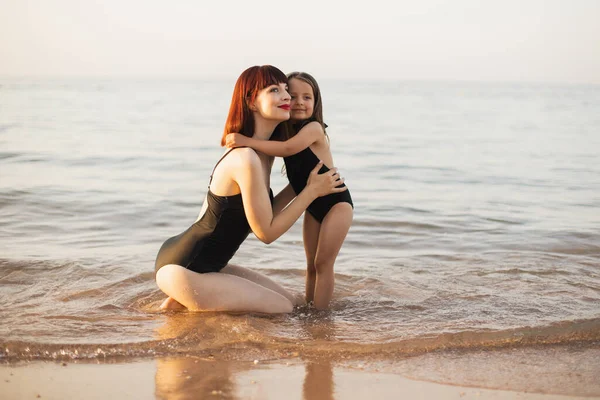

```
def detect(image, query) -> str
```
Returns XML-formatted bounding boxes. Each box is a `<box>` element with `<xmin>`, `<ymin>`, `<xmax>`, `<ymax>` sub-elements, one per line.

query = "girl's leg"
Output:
<box><xmin>302</xmin><ymin>212</ymin><xmax>321</xmax><ymax>304</ymax></box>
<box><xmin>221</xmin><ymin>264</ymin><xmax>303</xmax><ymax>306</ymax></box>
<box><xmin>156</xmin><ymin>264</ymin><xmax>293</xmax><ymax>314</ymax></box>
<box><xmin>312</xmin><ymin>203</ymin><xmax>353</xmax><ymax>310</ymax></box>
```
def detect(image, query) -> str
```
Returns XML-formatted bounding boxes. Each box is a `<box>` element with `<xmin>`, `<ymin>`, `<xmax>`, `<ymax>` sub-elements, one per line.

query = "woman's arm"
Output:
<box><xmin>226</xmin><ymin>122</ymin><xmax>324</xmax><ymax>157</ymax></box>
<box><xmin>233</xmin><ymin>150</ymin><xmax>345</xmax><ymax>244</ymax></box>
<box><xmin>272</xmin><ymin>184</ymin><xmax>296</xmax><ymax>215</ymax></box>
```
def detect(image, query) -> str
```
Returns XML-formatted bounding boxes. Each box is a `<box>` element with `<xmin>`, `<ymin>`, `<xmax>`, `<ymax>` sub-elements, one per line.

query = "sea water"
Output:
<box><xmin>0</xmin><ymin>77</ymin><xmax>599</xmax><ymax>362</ymax></box>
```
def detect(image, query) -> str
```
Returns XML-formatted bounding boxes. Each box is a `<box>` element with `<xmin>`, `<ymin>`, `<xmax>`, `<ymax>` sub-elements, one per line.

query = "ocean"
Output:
<box><xmin>0</xmin><ymin>77</ymin><xmax>599</xmax><ymax>363</ymax></box>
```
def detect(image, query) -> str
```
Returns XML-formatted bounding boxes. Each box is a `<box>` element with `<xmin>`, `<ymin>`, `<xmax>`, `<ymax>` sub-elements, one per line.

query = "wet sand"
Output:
<box><xmin>2</xmin><ymin>344</ymin><xmax>599</xmax><ymax>400</ymax></box>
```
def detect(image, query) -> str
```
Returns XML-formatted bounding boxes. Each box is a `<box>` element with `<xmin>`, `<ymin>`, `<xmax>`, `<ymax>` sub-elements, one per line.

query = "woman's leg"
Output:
<box><xmin>157</xmin><ymin>262</ymin><xmax>302</xmax><ymax>311</ymax></box>
<box><xmin>159</xmin><ymin>296</ymin><xmax>186</xmax><ymax>311</ymax></box>
<box><xmin>312</xmin><ymin>203</ymin><xmax>353</xmax><ymax>310</ymax></box>
<box><xmin>220</xmin><ymin>264</ymin><xmax>303</xmax><ymax>306</ymax></box>
<box><xmin>156</xmin><ymin>264</ymin><xmax>293</xmax><ymax>314</ymax></box>
<box><xmin>302</xmin><ymin>212</ymin><xmax>321</xmax><ymax>304</ymax></box>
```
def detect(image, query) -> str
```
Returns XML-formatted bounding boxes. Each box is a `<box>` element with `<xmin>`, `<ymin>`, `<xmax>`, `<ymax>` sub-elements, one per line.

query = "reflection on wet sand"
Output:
<box><xmin>300</xmin><ymin>311</ymin><xmax>336</xmax><ymax>400</ymax></box>
<box><xmin>153</xmin><ymin>311</ymin><xmax>338</xmax><ymax>399</ymax></box>
<box><xmin>303</xmin><ymin>361</ymin><xmax>334</xmax><ymax>400</ymax></box>
<box><xmin>156</xmin><ymin>357</ymin><xmax>237</xmax><ymax>400</ymax></box>
<box><xmin>154</xmin><ymin>313</ymin><xmax>234</xmax><ymax>399</ymax></box>
<box><xmin>154</xmin><ymin>356</ymin><xmax>338</xmax><ymax>400</ymax></box>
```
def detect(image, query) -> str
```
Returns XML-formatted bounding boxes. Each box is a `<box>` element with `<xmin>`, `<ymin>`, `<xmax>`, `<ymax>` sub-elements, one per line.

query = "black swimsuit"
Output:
<box><xmin>284</xmin><ymin>120</ymin><xmax>353</xmax><ymax>223</ymax></box>
<box><xmin>155</xmin><ymin>147</ymin><xmax>273</xmax><ymax>274</ymax></box>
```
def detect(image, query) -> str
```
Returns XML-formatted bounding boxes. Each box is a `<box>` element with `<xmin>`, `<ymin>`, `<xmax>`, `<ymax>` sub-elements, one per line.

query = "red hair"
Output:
<box><xmin>221</xmin><ymin>65</ymin><xmax>288</xmax><ymax>146</ymax></box>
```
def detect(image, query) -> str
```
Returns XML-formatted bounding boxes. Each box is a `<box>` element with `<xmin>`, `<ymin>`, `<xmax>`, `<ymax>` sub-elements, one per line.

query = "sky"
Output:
<box><xmin>1</xmin><ymin>0</ymin><xmax>599</xmax><ymax>84</ymax></box>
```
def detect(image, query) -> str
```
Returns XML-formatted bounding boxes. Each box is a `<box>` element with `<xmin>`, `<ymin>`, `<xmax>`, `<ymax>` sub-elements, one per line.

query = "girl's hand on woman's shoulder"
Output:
<box><xmin>225</xmin><ymin>133</ymin><xmax>247</xmax><ymax>148</ymax></box>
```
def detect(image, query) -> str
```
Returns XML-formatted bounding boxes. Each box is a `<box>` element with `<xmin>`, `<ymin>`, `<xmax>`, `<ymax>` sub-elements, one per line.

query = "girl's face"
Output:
<box><xmin>289</xmin><ymin>78</ymin><xmax>314</xmax><ymax>122</ymax></box>
<box><xmin>253</xmin><ymin>82</ymin><xmax>291</xmax><ymax>122</ymax></box>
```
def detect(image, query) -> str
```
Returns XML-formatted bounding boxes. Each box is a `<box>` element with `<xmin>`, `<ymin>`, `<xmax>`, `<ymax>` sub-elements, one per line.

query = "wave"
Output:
<box><xmin>2</xmin><ymin>256</ymin><xmax>599</xmax><ymax>367</ymax></box>
<box><xmin>1</xmin><ymin>317</ymin><xmax>599</xmax><ymax>362</ymax></box>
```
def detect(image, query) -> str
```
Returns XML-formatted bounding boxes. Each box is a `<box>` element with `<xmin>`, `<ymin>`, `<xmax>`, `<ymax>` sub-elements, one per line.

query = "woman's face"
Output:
<box><xmin>252</xmin><ymin>83</ymin><xmax>291</xmax><ymax>122</ymax></box>
<box><xmin>289</xmin><ymin>78</ymin><xmax>314</xmax><ymax>122</ymax></box>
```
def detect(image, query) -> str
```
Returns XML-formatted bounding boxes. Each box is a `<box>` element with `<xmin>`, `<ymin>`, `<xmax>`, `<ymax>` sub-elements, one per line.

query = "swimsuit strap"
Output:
<box><xmin>208</xmin><ymin>146</ymin><xmax>248</xmax><ymax>189</ymax></box>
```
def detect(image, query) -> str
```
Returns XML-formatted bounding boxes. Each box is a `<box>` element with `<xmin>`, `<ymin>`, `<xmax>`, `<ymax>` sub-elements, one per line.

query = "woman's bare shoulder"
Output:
<box><xmin>226</xmin><ymin>147</ymin><xmax>261</xmax><ymax>168</ymax></box>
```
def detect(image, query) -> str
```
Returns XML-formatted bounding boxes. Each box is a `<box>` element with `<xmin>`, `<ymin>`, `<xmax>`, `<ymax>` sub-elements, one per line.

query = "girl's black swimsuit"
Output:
<box><xmin>155</xmin><ymin>147</ymin><xmax>273</xmax><ymax>275</ymax></box>
<box><xmin>284</xmin><ymin>120</ymin><xmax>353</xmax><ymax>223</ymax></box>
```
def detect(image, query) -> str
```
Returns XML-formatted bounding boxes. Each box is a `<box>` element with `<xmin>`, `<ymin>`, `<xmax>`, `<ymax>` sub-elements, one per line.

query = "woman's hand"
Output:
<box><xmin>225</xmin><ymin>133</ymin><xmax>248</xmax><ymax>148</ymax></box>
<box><xmin>306</xmin><ymin>161</ymin><xmax>347</xmax><ymax>198</ymax></box>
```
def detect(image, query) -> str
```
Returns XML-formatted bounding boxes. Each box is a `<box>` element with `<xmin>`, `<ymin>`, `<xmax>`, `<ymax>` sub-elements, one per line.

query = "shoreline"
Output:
<box><xmin>2</xmin><ymin>343</ymin><xmax>599</xmax><ymax>399</ymax></box>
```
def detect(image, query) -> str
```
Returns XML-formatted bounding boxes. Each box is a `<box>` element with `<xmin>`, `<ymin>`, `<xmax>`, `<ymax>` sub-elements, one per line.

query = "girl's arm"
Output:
<box><xmin>232</xmin><ymin>149</ymin><xmax>345</xmax><ymax>244</ymax></box>
<box><xmin>226</xmin><ymin>121</ymin><xmax>324</xmax><ymax>157</ymax></box>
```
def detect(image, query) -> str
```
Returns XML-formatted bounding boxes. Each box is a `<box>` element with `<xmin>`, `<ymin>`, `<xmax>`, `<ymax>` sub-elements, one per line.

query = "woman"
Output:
<box><xmin>154</xmin><ymin>65</ymin><xmax>347</xmax><ymax>314</ymax></box>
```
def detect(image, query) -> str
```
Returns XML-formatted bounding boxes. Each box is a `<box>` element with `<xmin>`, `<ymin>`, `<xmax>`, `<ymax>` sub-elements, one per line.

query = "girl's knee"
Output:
<box><xmin>314</xmin><ymin>260</ymin><xmax>334</xmax><ymax>274</ymax></box>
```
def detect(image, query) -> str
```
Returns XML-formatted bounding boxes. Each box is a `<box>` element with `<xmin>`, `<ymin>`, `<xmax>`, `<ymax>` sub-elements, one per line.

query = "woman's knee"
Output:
<box><xmin>156</xmin><ymin>264</ymin><xmax>185</xmax><ymax>293</ymax></box>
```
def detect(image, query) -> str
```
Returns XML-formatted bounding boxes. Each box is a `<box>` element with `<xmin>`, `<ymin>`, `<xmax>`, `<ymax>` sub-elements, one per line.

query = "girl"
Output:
<box><xmin>154</xmin><ymin>66</ymin><xmax>346</xmax><ymax>314</ymax></box>
<box><xmin>226</xmin><ymin>71</ymin><xmax>353</xmax><ymax>310</ymax></box>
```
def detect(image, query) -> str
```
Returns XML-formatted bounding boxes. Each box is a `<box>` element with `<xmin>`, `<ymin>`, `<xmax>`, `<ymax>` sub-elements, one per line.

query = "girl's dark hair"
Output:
<box><xmin>285</xmin><ymin>71</ymin><xmax>327</xmax><ymax>140</ymax></box>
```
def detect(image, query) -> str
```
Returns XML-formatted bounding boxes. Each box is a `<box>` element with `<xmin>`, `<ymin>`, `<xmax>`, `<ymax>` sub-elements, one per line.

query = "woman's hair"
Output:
<box><xmin>285</xmin><ymin>71</ymin><xmax>328</xmax><ymax>141</ymax></box>
<box><xmin>221</xmin><ymin>65</ymin><xmax>289</xmax><ymax>146</ymax></box>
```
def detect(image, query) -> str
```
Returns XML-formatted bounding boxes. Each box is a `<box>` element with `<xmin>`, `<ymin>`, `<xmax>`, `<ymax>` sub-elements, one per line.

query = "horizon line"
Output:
<box><xmin>0</xmin><ymin>73</ymin><xmax>598</xmax><ymax>87</ymax></box>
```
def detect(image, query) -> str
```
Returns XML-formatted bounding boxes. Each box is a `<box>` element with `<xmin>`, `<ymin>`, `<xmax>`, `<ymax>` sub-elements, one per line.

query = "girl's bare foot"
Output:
<box><xmin>159</xmin><ymin>297</ymin><xmax>186</xmax><ymax>311</ymax></box>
